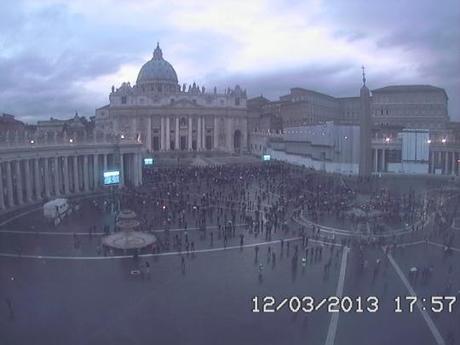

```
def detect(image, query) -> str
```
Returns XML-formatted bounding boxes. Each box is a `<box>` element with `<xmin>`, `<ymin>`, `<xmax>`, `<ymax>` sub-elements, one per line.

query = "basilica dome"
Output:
<box><xmin>136</xmin><ymin>43</ymin><xmax>178</xmax><ymax>87</ymax></box>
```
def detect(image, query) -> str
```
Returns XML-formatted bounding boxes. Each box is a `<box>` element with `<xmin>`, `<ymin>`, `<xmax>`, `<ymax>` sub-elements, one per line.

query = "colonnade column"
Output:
<box><xmin>83</xmin><ymin>155</ymin><xmax>89</xmax><ymax>192</ymax></box>
<box><xmin>160</xmin><ymin>117</ymin><xmax>165</xmax><ymax>151</ymax></box>
<box><xmin>34</xmin><ymin>159</ymin><xmax>41</xmax><ymax>200</ymax></box>
<box><xmin>165</xmin><ymin>117</ymin><xmax>170</xmax><ymax>151</ymax></box>
<box><xmin>54</xmin><ymin>157</ymin><xmax>60</xmax><ymax>196</ymax></box>
<box><xmin>93</xmin><ymin>154</ymin><xmax>99</xmax><ymax>189</ymax></box>
<box><xmin>188</xmin><ymin>116</ymin><xmax>192</xmax><ymax>150</ymax></box>
<box><xmin>16</xmin><ymin>160</ymin><xmax>24</xmax><ymax>204</ymax></box>
<box><xmin>0</xmin><ymin>164</ymin><xmax>5</xmax><ymax>209</ymax></box>
<box><xmin>6</xmin><ymin>162</ymin><xmax>13</xmax><ymax>206</ymax></box>
<box><xmin>63</xmin><ymin>156</ymin><xmax>69</xmax><ymax>195</ymax></box>
<box><xmin>73</xmin><ymin>156</ymin><xmax>79</xmax><ymax>193</ymax></box>
<box><xmin>43</xmin><ymin>158</ymin><xmax>51</xmax><ymax>198</ymax></box>
<box><xmin>214</xmin><ymin>116</ymin><xmax>219</xmax><ymax>150</ymax></box>
<box><xmin>197</xmin><ymin>117</ymin><xmax>202</xmax><ymax>151</ymax></box>
<box><xmin>175</xmin><ymin>117</ymin><xmax>179</xmax><ymax>150</ymax></box>
<box><xmin>24</xmin><ymin>160</ymin><xmax>32</xmax><ymax>202</ymax></box>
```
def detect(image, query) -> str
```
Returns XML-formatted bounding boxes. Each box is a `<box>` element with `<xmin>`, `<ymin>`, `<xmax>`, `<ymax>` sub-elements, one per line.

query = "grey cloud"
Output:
<box><xmin>0</xmin><ymin>0</ymin><xmax>459</xmax><ymax>121</ymax></box>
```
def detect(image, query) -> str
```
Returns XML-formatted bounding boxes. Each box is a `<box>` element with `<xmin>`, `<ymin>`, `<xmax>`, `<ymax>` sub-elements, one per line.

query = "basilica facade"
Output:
<box><xmin>95</xmin><ymin>43</ymin><xmax>248</xmax><ymax>154</ymax></box>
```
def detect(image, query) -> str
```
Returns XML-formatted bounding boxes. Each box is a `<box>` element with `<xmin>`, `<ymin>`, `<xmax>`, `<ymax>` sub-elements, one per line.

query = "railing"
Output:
<box><xmin>0</xmin><ymin>133</ymin><xmax>141</xmax><ymax>151</ymax></box>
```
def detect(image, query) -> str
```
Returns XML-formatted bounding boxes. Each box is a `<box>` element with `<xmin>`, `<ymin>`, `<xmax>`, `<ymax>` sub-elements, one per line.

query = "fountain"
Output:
<box><xmin>102</xmin><ymin>209</ymin><xmax>157</xmax><ymax>251</ymax></box>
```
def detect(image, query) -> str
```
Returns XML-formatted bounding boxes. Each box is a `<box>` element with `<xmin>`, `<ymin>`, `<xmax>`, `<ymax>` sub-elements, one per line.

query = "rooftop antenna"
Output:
<box><xmin>361</xmin><ymin>65</ymin><xmax>366</xmax><ymax>86</ymax></box>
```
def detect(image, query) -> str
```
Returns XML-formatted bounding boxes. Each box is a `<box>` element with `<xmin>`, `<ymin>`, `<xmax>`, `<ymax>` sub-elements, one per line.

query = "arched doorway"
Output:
<box><xmin>233</xmin><ymin>130</ymin><xmax>241</xmax><ymax>153</ymax></box>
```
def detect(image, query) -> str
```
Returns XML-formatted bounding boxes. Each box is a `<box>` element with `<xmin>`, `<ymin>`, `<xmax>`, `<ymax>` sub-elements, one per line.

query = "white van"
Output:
<box><xmin>43</xmin><ymin>198</ymin><xmax>70</xmax><ymax>226</ymax></box>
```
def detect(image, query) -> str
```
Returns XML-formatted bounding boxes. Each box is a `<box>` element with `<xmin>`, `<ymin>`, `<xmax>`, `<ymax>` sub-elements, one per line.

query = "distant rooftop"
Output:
<box><xmin>372</xmin><ymin>85</ymin><xmax>447</xmax><ymax>98</ymax></box>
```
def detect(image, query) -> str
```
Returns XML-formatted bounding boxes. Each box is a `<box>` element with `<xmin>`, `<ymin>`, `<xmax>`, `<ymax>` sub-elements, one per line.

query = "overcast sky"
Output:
<box><xmin>1</xmin><ymin>0</ymin><xmax>459</xmax><ymax>123</ymax></box>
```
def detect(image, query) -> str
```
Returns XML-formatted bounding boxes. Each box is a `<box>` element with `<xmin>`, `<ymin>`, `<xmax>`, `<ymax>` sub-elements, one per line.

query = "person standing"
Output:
<box><xmin>145</xmin><ymin>261</ymin><xmax>151</xmax><ymax>279</ymax></box>
<box><xmin>5</xmin><ymin>298</ymin><xmax>14</xmax><ymax>320</ymax></box>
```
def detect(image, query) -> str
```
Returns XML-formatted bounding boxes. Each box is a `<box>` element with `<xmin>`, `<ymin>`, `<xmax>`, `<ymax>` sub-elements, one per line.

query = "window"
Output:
<box><xmin>235</xmin><ymin>97</ymin><xmax>240</xmax><ymax>106</ymax></box>
<box><xmin>121</xmin><ymin>96</ymin><xmax>127</xmax><ymax>104</ymax></box>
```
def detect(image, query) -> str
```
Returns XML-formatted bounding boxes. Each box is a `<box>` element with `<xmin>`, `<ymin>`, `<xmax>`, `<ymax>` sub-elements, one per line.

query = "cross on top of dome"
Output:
<box><xmin>153</xmin><ymin>42</ymin><xmax>163</xmax><ymax>60</ymax></box>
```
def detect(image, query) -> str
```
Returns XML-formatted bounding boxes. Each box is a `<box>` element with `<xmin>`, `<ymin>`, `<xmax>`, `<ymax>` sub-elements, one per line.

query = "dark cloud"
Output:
<box><xmin>0</xmin><ymin>0</ymin><xmax>459</xmax><ymax>121</ymax></box>
<box><xmin>206</xmin><ymin>62</ymin><xmax>414</xmax><ymax>101</ymax></box>
<box><xmin>318</xmin><ymin>0</ymin><xmax>460</xmax><ymax>118</ymax></box>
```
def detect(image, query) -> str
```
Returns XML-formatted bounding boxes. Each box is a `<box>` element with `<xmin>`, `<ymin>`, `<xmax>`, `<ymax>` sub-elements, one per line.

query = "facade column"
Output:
<box><xmin>6</xmin><ymin>162</ymin><xmax>13</xmax><ymax>206</ymax></box>
<box><xmin>380</xmin><ymin>149</ymin><xmax>385</xmax><ymax>173</ymax></box>
<box><xmin>54</xmin><ymin>157</ymin><xmax>60</xmax><ymax>196</ymax></box>
<box><xmin>201</xmin><ymin>116</ymin><xmax>206</xmax><ymax>151</ymax></box>
<box><xmin>132</xmin><ymin>154</ymin><xmax>137</xmax><ymax>186</ymax></box>
<box><xmin>167</xmin><ymin>117</ymin><xmax>171</xmax><ymax>151</ymax></box>
<box><xmin>34</xmin><ymin>158</ymin><xmax>41</xmax><ymax>200</ymax></box>
<box><xmin>450</xmin><ymin>152</ymin><xmax>455</xmax><ymax>175</ymax></box>
<box><xmin>83</xmin><ymin>155</ymin><xmax>89</xmax><ymax>192</ymax></box>
<box><xmin>214</xmin><ymin>116</ymin><xmax>219</xmax><ymax>150</ymax></box>
<box><xmin>63</xmin><ymin>156</ymin><xmax>69</xmax><ymax>195</ymax></box>
<box><xmin>119</xmin><ymin>153</ymin><xmax>125</xmax><ymax>187</ymax></box>
<box><xmin>133</xmin><ymin>153</ymin><xmax>140</xmax><ymax>187</ymax></box>
<box><xmin>43</xmin><ymin>158</ymin><xmax>51</xmax><ymax>198</ymax></box>
<box><xmin>131</xmin><ymin>117</ymin><xmax>136</xmax><ymax>140</ymax></box>
<box><xmin>454</xmin><ymin>152</ymin><xmax>458</xmax><ymax>176</ymax></box>
<box><xmin>93</xmin><ymin>154</ymin><xmax>99</xmax><ymax>189</ymax></box>
<box><xmin>188</xmin><ymin>116</ymin><xmax>193</xmax><ymax>150</ymax></box>
<box><xmin>197</xmin><ymin>117</ymin><xmax>202</xmax><ymax>151</ymax></box>
<box><xmin>139</xmin><ymin>153</ymin><xmax>143</xmax><ymax>185</ymax></box>
<box><xmin>73</xmin><ymin>156</ymin><xmax>79</xmax><ymax>193</ymax></box>
<box><xmin>373</xmin><ymin>148</ymin><xmax>378</xmax><ymax>172</ymax></box>
<box><xmin>103</xmin><ymin>154</ymin><xmax>108</xmax><ymax>172</ymax></box>
<box><xmin>160</xmin><ymin>117</ymin><xmax>164</xmax><ymax>151</ymax></box>
<box><xmin>0</xmin><ymin>163</ymin><xmax>5</xmax><ymax>209</ymax></box>
<box><xmin>429</xmin><ymin>151</ymin><xmax>433</xmax><ymax>174</ymax></box>
<box><xmin>175</xmin><ymin>117</ymin><xmax>179</xmax><ymax>150</ymax></box>
<box><xmin>147</xmin><ymin>116</ymin><xmax>152</xmax><ymax>152</ymax></box>
<box><xmin>16</xmin><ymin>160</ymin><xmax>24</xmax><ymax>204</ymax></box>
<box><xmin>444</xmin><ymin>151</ymin><xmax>448</xmax><ymax>175</ymax></box>
<box><xmin>225</xmin><ymin>118</ymin><xmax>232</xmax><ymax>151</ymax></box>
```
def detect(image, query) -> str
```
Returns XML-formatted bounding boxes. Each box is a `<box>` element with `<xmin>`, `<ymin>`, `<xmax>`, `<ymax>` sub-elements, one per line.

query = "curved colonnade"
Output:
<box><xmin>0</xmin><ymin>139</ymin><xmax>144</xmax><ymax>211</ymax></box>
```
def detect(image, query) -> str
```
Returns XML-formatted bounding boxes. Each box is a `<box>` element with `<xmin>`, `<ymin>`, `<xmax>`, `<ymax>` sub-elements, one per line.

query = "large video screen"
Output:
<box><xmin>262</xmin><ymin>154</ymin><xmax>271</xmax><ymax>161</ymax></box>
<box><xmin>103</xmin><ymin>170</ymin><xmax>120</xmax><ymax>185</ymax></box>
<box><xmin>144</xmin><ymin>158</ymin><xmax>154</xmax><ymax>166</ymax></box>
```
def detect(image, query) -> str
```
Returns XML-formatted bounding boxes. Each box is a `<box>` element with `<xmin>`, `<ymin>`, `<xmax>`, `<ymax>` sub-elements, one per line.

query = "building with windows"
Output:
<box><xmin>250</xmin><ymin>74</ymin><xmax>460</xmax><ymax>176</ymax></box>
<box><xmin>95</xmin><ymin>43</ymin><xmax>248</xmax><ymax>154</ymax></box>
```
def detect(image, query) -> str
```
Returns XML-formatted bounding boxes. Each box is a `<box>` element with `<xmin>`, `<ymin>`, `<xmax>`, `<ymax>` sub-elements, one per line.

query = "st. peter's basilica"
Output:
<box><xmin>95</xmin><ymin>43</ymin><xmax>248</xmax><ymax>154</ymax></box>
